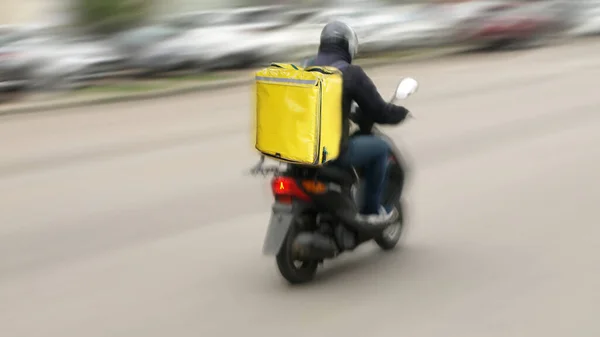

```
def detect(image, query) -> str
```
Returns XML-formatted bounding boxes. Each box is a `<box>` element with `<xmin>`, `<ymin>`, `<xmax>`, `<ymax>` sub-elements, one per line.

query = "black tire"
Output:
<box><xmin>275</xmin><ymin>221</ymin><xmax>319</xmax><ymax>285</ymax></box>
<box><xmin>375</xmin><ymin>200</ymin><xmax>404</xmax><ymax>251</ymax></box>
<box><xmin>0</xmin><ymin>89</ymin><xmax>22</xmax><ymax>104</ymax></box>
<box><xmin>523</xmin><ymin>29</ymin><xmax>555</xmax><ymax>50</ymax></box>
<box><xmin>482</xmin><ymin>39</ymin><xmax>512</xmax><ymax>51</ymax></box>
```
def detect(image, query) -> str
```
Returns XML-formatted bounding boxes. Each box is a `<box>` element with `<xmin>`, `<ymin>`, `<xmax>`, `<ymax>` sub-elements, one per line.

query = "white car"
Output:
<box><xmin>0</xmin><ymin>33</ymin><xmax>89</xmax><ymax>90</ymax></box>
<box><xmin>360</xmin><ymin>5</ymin><xmax>452</xmax><ymax>52</ymax></box>
<box><xmin>142</xmin><ymin>28</ymin><xmax>272</xmax><ymax>71</ymax></box>
<box><xmin>267</xmin><ymin>7</ymin><xmax>407</xmax><ymax>60</ymax></box>
<box><xmin>568</xmin><ymin>0</ymin><xmax>600</xmax><ymax>36</ymax></box>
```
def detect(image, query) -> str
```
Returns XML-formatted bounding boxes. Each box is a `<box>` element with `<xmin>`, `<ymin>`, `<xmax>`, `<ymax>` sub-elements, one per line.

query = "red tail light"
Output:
<box><xmin>271</xmin><ymin>176</ymin><xmax>310</xmax><ymax>202</ymax></box>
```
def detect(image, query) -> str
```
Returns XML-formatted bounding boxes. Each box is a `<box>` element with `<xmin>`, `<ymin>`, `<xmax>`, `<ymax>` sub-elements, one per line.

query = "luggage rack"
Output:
<box><xmin>248</xmin><ymin>155</ymin><xmax>287</xmax><ymax>177</ymax></box>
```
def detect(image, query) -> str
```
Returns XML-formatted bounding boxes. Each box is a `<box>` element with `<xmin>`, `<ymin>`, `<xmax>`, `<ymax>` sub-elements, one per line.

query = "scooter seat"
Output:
<box><xmin>316</xmin><ymin>165</ymin><xmax>357</xmax><ymax>185</ymax></box>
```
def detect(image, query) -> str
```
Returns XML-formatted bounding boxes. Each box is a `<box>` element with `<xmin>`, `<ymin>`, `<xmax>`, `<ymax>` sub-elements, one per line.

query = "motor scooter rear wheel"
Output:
<box><xmin>275</xmin><ymin>221</ymin><xmax>318</xmax><ymax>284</ymax></box>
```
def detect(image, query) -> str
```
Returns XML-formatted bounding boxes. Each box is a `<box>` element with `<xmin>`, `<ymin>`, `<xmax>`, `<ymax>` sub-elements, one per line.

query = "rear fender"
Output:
<box><xmin>262</xmin><ymin>201</ymin><xmax>314</xmax><ymax>256</ymax></box>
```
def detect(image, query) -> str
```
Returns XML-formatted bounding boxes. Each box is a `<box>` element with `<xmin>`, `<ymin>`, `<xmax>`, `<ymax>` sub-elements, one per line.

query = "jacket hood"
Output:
<box><xmin>313</xmin><ymin>42</ymin><xmax>353</xmax><ymax>66</ymax></box>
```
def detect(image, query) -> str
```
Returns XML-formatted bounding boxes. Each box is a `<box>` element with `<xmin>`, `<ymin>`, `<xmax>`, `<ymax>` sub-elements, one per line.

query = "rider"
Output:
<box><xmin>307</xmin><ymin>21</ymin><xmax>410</xmax><ymax>223</ymax></box>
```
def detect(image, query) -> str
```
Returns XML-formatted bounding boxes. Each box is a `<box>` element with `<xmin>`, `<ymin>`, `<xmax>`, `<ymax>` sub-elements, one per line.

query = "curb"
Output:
<box><xmin>0</xmin><ymin>48</ymin><xmax>461</xmax><ymax>117</ymax></box>
<box><xmin>0</xmin><ymin>77</ymin><xmax>251</xmax><ymax>117</ymax></box>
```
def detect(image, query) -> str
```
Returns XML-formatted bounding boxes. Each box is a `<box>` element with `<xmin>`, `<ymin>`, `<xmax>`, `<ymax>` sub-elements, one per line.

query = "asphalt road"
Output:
<box><xmin>1</xmin><ymin>38</ymin><xmax>600</xmax><ymax>337</ymax></box>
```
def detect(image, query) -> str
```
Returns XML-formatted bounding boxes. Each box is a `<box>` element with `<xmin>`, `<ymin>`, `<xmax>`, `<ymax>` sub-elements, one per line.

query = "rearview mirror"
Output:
<box><xmin>394</xmin><ymin>77</ymin><xmax>419</xmax><ymax>100</ymax></box>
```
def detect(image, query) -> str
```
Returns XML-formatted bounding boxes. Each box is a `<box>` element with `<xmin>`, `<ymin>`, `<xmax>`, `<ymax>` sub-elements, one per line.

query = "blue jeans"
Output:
<box><xmin>334</xmin><ymin>135</ymin><xmax>390</xmax><ymax>215</ymax></box>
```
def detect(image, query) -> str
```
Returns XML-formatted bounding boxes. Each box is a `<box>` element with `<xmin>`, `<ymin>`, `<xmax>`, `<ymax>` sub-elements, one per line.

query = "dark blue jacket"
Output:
<box><xmin>308</xmin><ymin>43</ymin><xmax>409</xmax><ymax>150</ymax></box>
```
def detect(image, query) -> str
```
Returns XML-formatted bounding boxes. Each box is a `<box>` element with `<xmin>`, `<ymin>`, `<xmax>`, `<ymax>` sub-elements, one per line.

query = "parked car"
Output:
<box><xmin>568</xmin><ymin>0</ymin><xmax>600</xmax><ymax>36</ymax></box>
<box><xmin>61</xmin><ymin>37</ymin><xmax>128</xmax><ymax>82</ymax></box>
<box><xmin>268</xmin><ymin>6</ymin><xmax>404</xmax><ymax>60</ymax></box>
<box><xmin>0</xmin><ymin>26</ymin><xmax>126</xmax><ymax>92</ymax></box>
<box><xmin>111</xmin><ymin>25</ymin><xmax>185</xmax><ymax>67</ymax></box>
<box><xmin>0</xmin><ymin>26</ymin><xmax>36</xmax><ymax>93</ymax></box>
<box><xmin>360</xmin><ymin>5</ymin><xmax>454</xmax><ymax>52</ymax></box>
<box><xmin>154</xmin><ymin>6</ymin><xmax>305</xmax><ymax>70</ymax></box>
<box><xmin>163</xmin><ymin>6</ymin><xmax>290</xmax><ymax>33</ymax></box>
<box><xmin>129</xmin><ymin>40</ymin><xmax>193</xmax><ymax>75</ymax></box>
<box><xmin>185</xmin><ymin>28</ymin><xmax>275</xmax><ymax>70</ymax></box>
<box><xmin>453</xmin><ymin>1</ymin><xmax>565</xmax><ymax>50</ymax></box>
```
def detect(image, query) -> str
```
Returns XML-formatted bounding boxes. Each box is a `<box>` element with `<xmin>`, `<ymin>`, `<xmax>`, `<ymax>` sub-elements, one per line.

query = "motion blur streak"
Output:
<box><xmin>1</xmin><ymin>38</ymin><xmax>600</xmax><ymax>336</ymax></box>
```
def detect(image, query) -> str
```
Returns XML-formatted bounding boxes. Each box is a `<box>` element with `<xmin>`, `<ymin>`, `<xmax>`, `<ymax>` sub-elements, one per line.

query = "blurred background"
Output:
<box><xmin>3</xmin><ymin>1</ymin><xmax>600</xmax><ymax>335</ymax></box>
<box><xmin>0</xmin><ymin>0</ymin><xmax>596</xmax><ymax>101</ymax></box>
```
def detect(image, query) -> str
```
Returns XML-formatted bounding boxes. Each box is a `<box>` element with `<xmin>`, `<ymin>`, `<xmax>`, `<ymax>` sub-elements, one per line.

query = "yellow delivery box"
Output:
<box><xmin>254</xmin><ymin>63</ymin><xmax>343</xmax><ymax>166</ymax></box>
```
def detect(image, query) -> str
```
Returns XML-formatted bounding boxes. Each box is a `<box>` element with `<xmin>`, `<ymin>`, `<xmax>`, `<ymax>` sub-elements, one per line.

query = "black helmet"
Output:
<box><xmin>320</xmin><ymin>20</ymin><xmax>359</xmax><ymax>61</ymax></box>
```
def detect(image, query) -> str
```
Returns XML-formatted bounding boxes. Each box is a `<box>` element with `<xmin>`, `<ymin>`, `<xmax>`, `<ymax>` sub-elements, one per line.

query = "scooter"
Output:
<box><xmin>252</xmin><ymin>77</ymin><xmax>419</xmax><ymax>284</ymax></box>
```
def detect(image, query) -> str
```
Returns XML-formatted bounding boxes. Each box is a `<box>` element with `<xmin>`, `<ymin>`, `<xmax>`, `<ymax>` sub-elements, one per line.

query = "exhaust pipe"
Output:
<box><xmin>292</xmin><ymin>232</ymin><xmax>338</xmax><ymax>260</ymax></box>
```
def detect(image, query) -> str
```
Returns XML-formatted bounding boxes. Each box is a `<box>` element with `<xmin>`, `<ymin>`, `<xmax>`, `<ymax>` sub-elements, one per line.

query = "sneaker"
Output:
<box><xmin>356</xmin><ymin>206</ymin><xmax>398</xmax><ymax>225</ymax></box>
